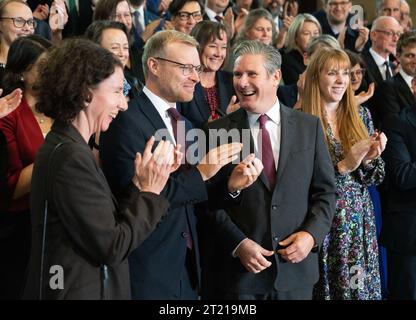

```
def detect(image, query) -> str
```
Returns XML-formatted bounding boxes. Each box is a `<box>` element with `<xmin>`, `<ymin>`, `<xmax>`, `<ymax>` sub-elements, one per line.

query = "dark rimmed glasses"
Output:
<box><xmin>154</xmin><ymin>57</ymin><xmax>203</xmax><ymax>76</ymax></box>
<box><xmin>0</xmin><ymin>17</ymin><xmax>37</xmax><ymax>28</ymax></box>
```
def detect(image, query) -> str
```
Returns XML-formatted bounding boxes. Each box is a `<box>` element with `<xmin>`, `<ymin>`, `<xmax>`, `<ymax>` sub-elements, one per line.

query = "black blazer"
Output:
<box><xmin>277</xmin><ymin>85</ymin><xmax>298</xmax><ymax>109</ymax></box>
<box><xmin>178</xmin><ymin>71</ymin><xmax>234</xmax><ymax>129</ymax></box>
<box><xmin>23</xmin><ymin>122</ymin><xmax>169</xmax><ymax>299</ymax></box>
<box><xmin>280</xmin><ymin>49</ymin><xmax>305</xmax><ymax>86</ymax></box>
<box><xmin>0</xmin><ymin>130</ymin><xmax>7</xmax><ymax>214</ymax></box>
<box><xmin>381</xmin><ymin>107</ymin><xmax>416</xmax><ymax>255</ymax></box>
<box><xmin>375</xmin><ymin>72</ymin><xmax>416</xmax><ymax>123</ymax></box>
<box><xmin>203</xmin><ymin>106</ymin><xmax>336</xmax><ymax>295</ymax></box>
<box><xmin>99</xmin><ymin>92</ymin><xmax>210</xmax><ymax>299</ymax></box>
<box><xmin>63</xmin><ymin>0</ymin><xmax>93</xmax><ymax>37</ymax></box>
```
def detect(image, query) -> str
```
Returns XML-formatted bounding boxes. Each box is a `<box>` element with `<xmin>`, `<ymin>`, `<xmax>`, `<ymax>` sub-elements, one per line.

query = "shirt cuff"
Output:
<box><xmin>231</xmin><ymin>238</ymin><xmax>247</xmax><ymax>257</ymax></box>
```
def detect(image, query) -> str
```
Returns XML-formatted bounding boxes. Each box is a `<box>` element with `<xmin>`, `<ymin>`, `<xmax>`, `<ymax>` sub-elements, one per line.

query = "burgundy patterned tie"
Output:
<box><xmin>167</xmin><ymin>108</ymin><xmax>193</xmax><ymax>250</ymax></box>
<box><xmin>258</xmin><ymin>114</ymin><xmax>276</xmax><ymax>189</ymax></box>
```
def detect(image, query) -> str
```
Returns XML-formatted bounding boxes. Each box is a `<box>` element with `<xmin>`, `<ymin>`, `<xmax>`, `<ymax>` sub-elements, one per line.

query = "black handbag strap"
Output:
<box><xmin>39</xmin><ymin>141</ymin><xmax>66</xmax><ymax>300</ymax></box>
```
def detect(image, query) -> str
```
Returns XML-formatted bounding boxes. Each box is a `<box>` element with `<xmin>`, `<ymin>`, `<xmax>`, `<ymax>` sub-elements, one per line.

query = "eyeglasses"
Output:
<box><xmin>328</xmin><ymin>1</ymin><xmax>350</xmax><ymax>8</ymax></box>
<box><xmin>0</xmin><ymin>17</ymin><xmax>37</xmax><ymax>28</ymax></box>
<box><xmin>350</xmin><ymin>68</ymin><xmax>366</xmax><ymax>77</ymax></box>
<box><xmin>375</xmin><ymin>29</ymin><xmax>402</xmax><ymax>38</ymax></box>
<box><xmin>176</xmin><ymin>11</ymin><xmax>203</xmax><ymax>21</ymax></box>
<box><xmin>154</xmin><ymin>57</ymin><xmax>202</xmax><ymax>76</ymax></box>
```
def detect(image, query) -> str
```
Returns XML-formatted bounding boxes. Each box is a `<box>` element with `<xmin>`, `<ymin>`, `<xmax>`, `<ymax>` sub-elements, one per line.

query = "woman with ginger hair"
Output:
<box><xmin>301</xmin><ymin>47</ymin><xmax>386</xmax><ymax>300</ymax></box>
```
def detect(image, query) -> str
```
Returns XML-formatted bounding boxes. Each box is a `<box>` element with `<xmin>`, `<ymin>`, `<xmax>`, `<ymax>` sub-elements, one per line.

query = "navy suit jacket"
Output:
<box><xmin>100</xmin><ymin>92</ymin><xmax>211</xmax><ymax>299</ymax></box>
<box><xmin>381</xmin><ymin>106</ymin><xmax>416</xmax><ymax>255</ymax></box>
<box><xmin>178</xmin><ymin>71</ymin><xmax>234</xmax><ymax>129</ymax></box>
<box><xmin>375</xmin><ymin>73</ymin><xmax>416</xmax><ymax>123</ymax></box>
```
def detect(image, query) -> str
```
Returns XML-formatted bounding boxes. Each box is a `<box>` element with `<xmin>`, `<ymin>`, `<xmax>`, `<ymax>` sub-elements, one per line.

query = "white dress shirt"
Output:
<box><xmin>369</xmin><ymin>48</ymin><xmax>392</xmax><ymax>81</ymax></box>
<box><xmin>399</xmin><ymin>68</ymin><xmax>414</xmax><ymax>93</ymax></box>
<box><xmin>142</xmin><ymin>86</ymin><xmax>177</xmax><ymax>144</ymax></box>
<box><xmin>232</xmin><ymin>99</ymin><xmax>282</xmax><ymax>257</ymax></box>
<box><xmin>204</xmin><ymin>6</ymin><xmax>222</xmax><ymax>22</ymax></box>
<box><xmin>246</xmin><ymin>100</ymin><xmax>281</xmax><ymax>170</ymax></box>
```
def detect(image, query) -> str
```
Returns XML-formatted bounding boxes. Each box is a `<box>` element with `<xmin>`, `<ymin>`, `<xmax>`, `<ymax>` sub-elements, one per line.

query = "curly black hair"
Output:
<box><xmin>35</xmin><ymin>38</ymin><xmax>123</xmax><ymax>123</ymax></box>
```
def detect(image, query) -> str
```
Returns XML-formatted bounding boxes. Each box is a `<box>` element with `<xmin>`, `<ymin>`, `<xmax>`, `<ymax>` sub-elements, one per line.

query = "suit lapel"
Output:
<box><xmin>136</xmin><ymin>92</ymin><xmax>175</xmax><ymax>144</ymax></box>
<box><xmin>396</xmin><ymin>74</ymin><xmax>416</xmax><ymax>107</ymax></box>
<box><xmin>217</xmin><ymin>71</ymin><xmax>232</xmax><ymax>115</ymax></box>
<box><xmin>229</xmin><ymin>109</ymin><xmax>271</xmax><ymax>190</ymax></box>
<box><xmin>194</xmin><ymin>83</ymin><xmax>211</xmax><ymax>121</ymax></box>
<box><xmin>275</xmin><ymin>106</ymin><xmax>294</xmax><ymax>190</ymax></box>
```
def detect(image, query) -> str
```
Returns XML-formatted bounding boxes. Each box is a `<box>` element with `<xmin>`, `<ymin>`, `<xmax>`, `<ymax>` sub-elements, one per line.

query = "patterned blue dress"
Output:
<box><xmin>314</xmin><ymin>107</ymin><xmax>385</xmax><ymax>300</ymax></box>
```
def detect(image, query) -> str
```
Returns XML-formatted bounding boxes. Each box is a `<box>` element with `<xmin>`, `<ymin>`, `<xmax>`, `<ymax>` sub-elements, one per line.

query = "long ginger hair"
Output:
<box><xmin>301</xmin><ymin>47</ymin><xmax>369</xmax><ymax>154</ymax></box>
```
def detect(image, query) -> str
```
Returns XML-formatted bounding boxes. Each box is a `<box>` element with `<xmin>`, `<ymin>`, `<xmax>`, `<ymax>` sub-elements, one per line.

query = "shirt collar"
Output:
<box><xmin>143</xmin><ymin>86</ymin><xmax>176</xmax><ymax>117</ymax></box>
<box><xmin>369</xmin><ymin>48</ymin><xmax>389</xmax><ymax>67</ymax></box>
<box><xmin>399</xmin><ymin>68</ymin><xmax>414</xmax><ymax>91</ymax></box>
<box><xmin>204</xmin><ymin>6</ymin><xmax>220</xmax><ymax>21</ymax></box>
<box><xmin>247</xmin><ymin>99</ymin><xmax>280</xmax><ymax>127</ymax></box>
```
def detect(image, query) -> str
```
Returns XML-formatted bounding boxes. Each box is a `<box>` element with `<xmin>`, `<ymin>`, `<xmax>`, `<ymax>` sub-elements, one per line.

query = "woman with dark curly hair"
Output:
<box><xmin>23</xmin><ymin>38</ymin><xmax>181</xmax><ymax>300</ymax></box>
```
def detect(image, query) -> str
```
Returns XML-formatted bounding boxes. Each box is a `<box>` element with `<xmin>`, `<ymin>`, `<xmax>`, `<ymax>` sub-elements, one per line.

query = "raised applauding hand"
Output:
<box><xmin>227</xmin><ymin>153</ymin><xmax>263</xmax><ymax>193</ymax></box>
<box><xmin>133</xmin><ymin>136</ymin><xmax>182</xmax><ymax>194</ymax></box>
<box><xmin>0</xmin><ymin>88</ymin><xmax>22</xmax><ymax>118</ymax></box>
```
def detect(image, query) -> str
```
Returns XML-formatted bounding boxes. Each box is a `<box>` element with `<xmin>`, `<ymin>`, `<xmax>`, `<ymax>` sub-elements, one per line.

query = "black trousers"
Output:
<box><xmin>387</xmin><ymin>250</ymin><xmax>416</xmax><ymax>300</ymax></box>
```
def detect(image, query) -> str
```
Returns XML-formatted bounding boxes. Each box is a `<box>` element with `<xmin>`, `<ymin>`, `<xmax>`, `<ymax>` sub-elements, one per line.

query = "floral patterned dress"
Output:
<box><xmin>314</xmin><ymin>107</ymin><xmax>385</xmax><ymax>300</ymax></box>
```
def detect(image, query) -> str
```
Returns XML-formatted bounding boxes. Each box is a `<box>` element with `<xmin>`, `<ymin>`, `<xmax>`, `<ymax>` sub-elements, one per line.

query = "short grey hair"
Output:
<box><xmin>233</xmin><ymin>40</ymin><xmax>281</xmax><ymax>76</ymax></box>
<box><xmin>306</xmin><ymin>34</ymin><xmax>341</xmax><ymax>57</ymax></box>
<box><xmin>285</xmin><ymin>13</ymin><xmax>322</xmax><ymax>51</ymax></box>
<box><xmin>376</xmin><ymin>0</ymin><xmax>400</xmax><ymax>14</ymax></box>
<box><xmin>371</xmin><ymin>15</ymin><xmax>398</xmax><ymax>31</ymax></box>
<box><xmin>142</xmin><ymin>30</ymin><xmax>198</xmax><ymax>79</ymax></box>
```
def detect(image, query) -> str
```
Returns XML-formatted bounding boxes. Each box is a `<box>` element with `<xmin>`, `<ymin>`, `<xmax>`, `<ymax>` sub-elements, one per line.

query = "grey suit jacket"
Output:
<box><xmin>203</xmin><ymin>105</ymin><xmax>336</xmax><ymax>295</ymax></box>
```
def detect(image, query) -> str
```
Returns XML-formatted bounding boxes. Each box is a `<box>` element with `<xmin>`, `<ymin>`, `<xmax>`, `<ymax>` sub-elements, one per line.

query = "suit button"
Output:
<box><xmin>272</xmin><ymin>205</ymin><xmax>277</xmax><ymax>210</ymax></box>
<box><xmin>182</xmin><ymin>232</ymin><xmax>188</xmax><ymax>238</ymax></box>
<box><xmin>273</xmin><ymin>236</ymin><xmax>279</xmax><ymax>242</ymax></box>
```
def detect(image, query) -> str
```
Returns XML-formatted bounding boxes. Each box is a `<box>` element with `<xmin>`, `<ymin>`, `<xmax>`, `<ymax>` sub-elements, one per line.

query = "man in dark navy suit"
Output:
<box><xmin>100</xmin><ymin>30</ymin><xmax>263</xmax><ymax>299</ymax></box>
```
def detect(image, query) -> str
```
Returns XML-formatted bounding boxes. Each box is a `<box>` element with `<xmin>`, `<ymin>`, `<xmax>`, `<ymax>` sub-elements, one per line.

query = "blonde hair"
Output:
<box><xmin>285</xmin><ymin>13</ymin><xmax>322</xmax><ymax>51</ymax></box>
<box><xmin>301</xmin><ymin>48</ymin><xmax>369</xmax><ymax>153</ymax></box>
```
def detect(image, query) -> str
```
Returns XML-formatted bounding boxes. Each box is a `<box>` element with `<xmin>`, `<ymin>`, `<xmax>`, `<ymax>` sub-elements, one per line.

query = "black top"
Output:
<box><xmin>281</xmin><ymin>49</ymin><xmax>306</xmax><ymax>86</ymax></box>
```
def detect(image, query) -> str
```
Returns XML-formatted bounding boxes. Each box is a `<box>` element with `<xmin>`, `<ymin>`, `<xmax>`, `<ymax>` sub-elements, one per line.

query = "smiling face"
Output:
<box><xmin>88</xmin><ymin>66</ymin><xmax>126</xmax><ymax>132</ymax></box>
<box><xmin>149</xmin><ymin>41</ymin><xmax>201</xmax><ymax>103</ymax></box>
<box><xmin>171</xmin><ymin>1</ymin><xmax>202</xmax><ymax>34</ymax></box>
<box><xmin>0</xmin><ymin>2</ymin><xmax>34</xmax><ymax>46</ymax></box>
<box><xmin>319</xmin><ymin>62</ymin><xmax>350</xmax><ymax>105</ymax></box>
<box><xmin>246</xmin><ymin>17</ymin><xmax>273</xmax><ymax>45</ymax></box>
<box><xmin>296</xmin><ymin>21</ymin><xmax>320</xmax><ymax>53</ymax></box>
<box><xmin>398</xmin><ymin>44</ymin><xmax>416</xmax><ymax>77</ymax></box>
<box><xmin>233</xmin><ymin>53</ymin><xmax>280</xmax><ymax>114</ymax></box>
<box><xmin>200</xmin><ymin>31</ymin><xmax>227</xmax><ymax>72</ymax></box>
<box><xmin>326</xmin><ymin>0</ymin><xmax>351</xmax><ymax>25</ymax></box>
<box><xmin>113</xmin><ymin>1</ymin><xmax>132</xmax><ymax>33</ymax></box>
<box><xmin>100</xmin><ymin>28</ymin><xmax>129</xmax><ymax>68</ymax></box>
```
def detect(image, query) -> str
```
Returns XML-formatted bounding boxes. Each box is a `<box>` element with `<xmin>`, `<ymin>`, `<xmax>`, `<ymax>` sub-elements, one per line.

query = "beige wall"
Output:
<box><xmin>316</xmin><ymin>0</ymin><xmax>416</xmax><ymax>24</ymax></box>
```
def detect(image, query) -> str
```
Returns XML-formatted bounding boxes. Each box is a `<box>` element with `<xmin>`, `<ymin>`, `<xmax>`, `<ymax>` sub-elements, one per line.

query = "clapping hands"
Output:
<box><xmin>132</xmin><ymin>136</ymin><xmax>182</xmax><ymax>194</ymax></box>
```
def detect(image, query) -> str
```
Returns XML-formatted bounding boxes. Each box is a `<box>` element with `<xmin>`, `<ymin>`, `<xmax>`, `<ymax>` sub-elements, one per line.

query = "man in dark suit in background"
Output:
<box><xmin>375</xmin><ymin>30</ymin><xmax>416</xmax><ymax>123</ymax></box>
<box><xmin>203</xmin><ymin>40</ymin><xmax>336</xmax><ymax>300</ymax></box>
<box><xmin>100</xmin><ymin>30</ymin><xmax>262</xmax><ymax>299</ymax></box>
<box><xmin>361</xmin><ymin>16</ymin><xmax>403</xmax><ymax>127</ymax></box>
<box><xmin>381</xmin><ymin>81</ymin><xmax>416</xmax><ymax>299</ymax></box>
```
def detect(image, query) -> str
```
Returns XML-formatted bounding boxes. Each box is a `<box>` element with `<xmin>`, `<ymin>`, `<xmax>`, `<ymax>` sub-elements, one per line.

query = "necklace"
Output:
<box><xmin>35</xmin><ymin>114</ymin><xmax>45</xmax><ymax>124</ymax></box>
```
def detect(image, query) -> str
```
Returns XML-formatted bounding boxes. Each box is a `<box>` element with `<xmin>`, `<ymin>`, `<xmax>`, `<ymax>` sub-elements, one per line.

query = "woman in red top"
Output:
<box><xmin>0</xmin><ymin>34</ymin><xmax>52</xmax><ymax>299</ymax></box>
